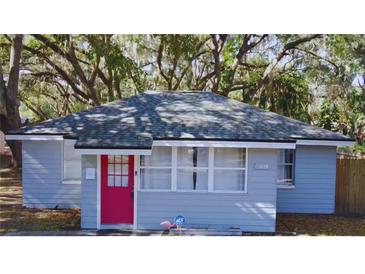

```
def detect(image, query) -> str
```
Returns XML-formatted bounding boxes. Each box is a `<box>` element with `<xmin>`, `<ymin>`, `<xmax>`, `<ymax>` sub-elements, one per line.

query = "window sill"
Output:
<box><xmin>277</xmin><ymin>184</ymin><xmax>295</xmax><ymax>189</ymax></box>
<box><xmin>62</xmin><ymin>180</ymin><xmax>81</xmax><ymax>185</ymax></box>
<box><xmin>176</xmin><ymin>190</ymin><xmax>209</xmax><ymax>193</ymax></box>
<box><xmin>139</xmin><ymin>189</ymin><xmax>171</xmax><ymax>192</ymax></box>
<box><xmin>212</xmin><ymin>190</ymin><xmax>247</xmax><ymax>194</ymax></box>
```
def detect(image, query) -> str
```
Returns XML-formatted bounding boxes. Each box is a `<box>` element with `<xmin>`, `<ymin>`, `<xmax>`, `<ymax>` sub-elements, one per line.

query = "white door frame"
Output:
<box><xmin>133</xmin><ymin>156</ymin><xmax>139</xmax><ymax>230</ymax></box>
<box><xmin>96</xmin><ymin>154</ymin><xmax>138</xmax><ymax>230</ymax></box>
<box><xmin>96</xmin><ymin>155</ymin><xmax>101</xmax><ymax>229</ymax></box>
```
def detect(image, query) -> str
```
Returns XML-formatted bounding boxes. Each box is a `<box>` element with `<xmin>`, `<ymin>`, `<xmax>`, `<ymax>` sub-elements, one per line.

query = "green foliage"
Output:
<box><xmin>86</xmin><ymin>35</ymin><xmax>146</xmax><ymax>93</ymax></box>
<box><xmin>317</xmin><ymin>100</ymin><xmax>341</xmax><ymax>131</ymax></box>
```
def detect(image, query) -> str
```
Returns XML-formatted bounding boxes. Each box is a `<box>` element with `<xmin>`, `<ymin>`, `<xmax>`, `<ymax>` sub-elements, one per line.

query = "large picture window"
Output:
<box><xmin>140</xmin><ymin>147</ymin><xmax>172</xmax><ymax>190</ymax></box>
<box><xmin>214</xmin><ymin>148</ymin><xmax>246</xmax><ymax>192</ymax></box>
<box><xmin>140</xmin><ymin>146</ymin><xmax>248</xmax><ymax>193</ymax></box>
<box><xmin>177</xmin><ymin>147</ymin><xmax>208</xmax><ymax>191</ymax></box>
<box><xmin>277</xmin><ymin>149</ymin><xmax>295</xmax><ymax>187</ymax></box>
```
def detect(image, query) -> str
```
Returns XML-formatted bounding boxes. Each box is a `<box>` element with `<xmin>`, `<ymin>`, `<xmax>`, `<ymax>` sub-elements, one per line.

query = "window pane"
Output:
<box><xmin>214</xmin><ymin>169</ymin><xmax>245</xmax><ymax>191</ymax></box>
<box><xmin>177</xmin><ymin>168</ymin><xmax>208</xmax><ymax>190</ymax></box>
<box><xmin>115</xmin><ymin>176</ymin><xmax>122</xmax><ymax>187</ymax></box>
<box><xmin>177</xmin><ymin>147</ymin><xmax>208</xmax><ymax>167</ymax></box>
<box><xmin>122</xmin><ymin>176</ymin><xmax>128</xmax><ymax>187</ymax></box>
<box><xmin>108</xmin><ymin>175</ymin><xmax>114</xmax><ymax>187</ymax></box>
<box><xmin>64</xmin><ymin>140</ymin><xmax>81</xmax><ymax>161</ymax></box>
<box><xmin>141</xmin><ymin>147</ymin><xmax>171</xmax><ymax>167</ymax></box>
<box><xmin>108</xmin><ymin>164</ymin><xmax>114</xmax><ymax>174</ymax></box>
<box><xmin>278</xmin><ymin>165</ymin><xmax>293</xmax><ymax>183</ymax></box>
<box><xmin>279</xmin><ymin>149</ymin><xmax>295</xmax><ymax>164</ymax></box>
<box><xmin>64</xmin><ymin>160</ymin><xmax>81</xmax><ymax>180</ymax></box>
<box><xmin>215</xmin><ymin>148</ymin><xmax>245</xmax><ymax>168</ymax></box>
<box><xmin>108</xmin><ymin>155</ymin><xmax>114</xmax><ymax>163</ymax></box>
<box><xmin>115</xmin><ymin>164</ymin><xmax>122</xmax><ymax>175</ymax></box>
<box><xmin>114</xmin><ymin>156</ymin><xmax>122</xmax><ymax>163</ymax></box>
<box><xmin>286</xmin><ymin>150</ymin><xmax>294</xmax><ymax>163</ymax></box>
<box><xmin>122</xmin><ymin>164</ymin><xmax>129</xmax><ymax>175</ymax></box>
<box><xmin>122</xmin><ymin>156</ymin><xmax>129</xmax><ymax>163</ymax></box>
<box><xmin>278</xmin><ymin>149</ymin><xmax>295</xmax><ymax>184</ymax></box>
<box><xmin>140</xmin><ymin>168</ymin><xmax>171</xmax><ymax>189</ymax></box>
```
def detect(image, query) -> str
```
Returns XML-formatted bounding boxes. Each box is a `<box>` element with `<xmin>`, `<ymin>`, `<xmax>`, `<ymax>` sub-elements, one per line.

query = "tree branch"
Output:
<box><xmin>293</xmin><ymin>46</ymin><xmax>339</xmax><ymax>75</ymax></box>
<box><xmin>32</xmin><ymin>34</ymin><xmax>100</xmax><ymax>104</ymax></box>
<box><xmin>22</xmin><ymin>45</ymin><xmax>91</xmax><ymax>103</ymax></box>
<box><xmin>157</xmin><ymin>39</ymin><xmax>171</xmax><ymax>89</ymax></box>
<box><xmin>258</xmin><ymin>34</ymin><xmax>323</xmax><ymax>93</ymax></box>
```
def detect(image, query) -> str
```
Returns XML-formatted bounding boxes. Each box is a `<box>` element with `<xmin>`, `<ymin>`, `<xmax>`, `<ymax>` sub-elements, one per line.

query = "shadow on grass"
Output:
<box><xmin>0</xmin><ymin>167</ymin><xmax>80</xmax><ymax>235</ymax></box>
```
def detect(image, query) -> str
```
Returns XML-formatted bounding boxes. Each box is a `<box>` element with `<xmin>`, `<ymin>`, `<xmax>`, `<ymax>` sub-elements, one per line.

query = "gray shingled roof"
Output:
<box><xmin>9</xmin><ymin>91</ymin><xmax>352</xmax><ymax>149</ymax></box>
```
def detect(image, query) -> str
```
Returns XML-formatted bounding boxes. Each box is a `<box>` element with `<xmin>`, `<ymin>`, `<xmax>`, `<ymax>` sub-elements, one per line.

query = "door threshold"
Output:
<box><xmin>100</xmin><ymin>224</ymin><xmax>133</xmax><ymax>230</ymax></box>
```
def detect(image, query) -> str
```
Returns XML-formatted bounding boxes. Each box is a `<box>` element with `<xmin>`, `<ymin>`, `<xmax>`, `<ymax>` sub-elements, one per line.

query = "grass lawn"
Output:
<box><xmin>0</xmin><ymin>168</ymin><xmax>80</xmax><ymax>235</ymax></box>
<box><xmin>1</xmin><ymin>167</ymin><xmax>364</xmax><ymax>236</ymax></box>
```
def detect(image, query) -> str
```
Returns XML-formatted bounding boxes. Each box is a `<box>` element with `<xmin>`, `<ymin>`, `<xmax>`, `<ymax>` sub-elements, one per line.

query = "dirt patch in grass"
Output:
<box><xmin>277</xmin><ymin>213</ymin><xmax>365</xmax><ymax>236</ymax></box>
<box><xmin>0</xmin><ymin>168</ymin><xmax>80</xmax><ymax>235</ymax></box>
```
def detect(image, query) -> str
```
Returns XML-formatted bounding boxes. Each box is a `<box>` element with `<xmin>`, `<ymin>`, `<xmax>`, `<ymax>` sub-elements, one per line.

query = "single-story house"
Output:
<box><xmin>6</xmin><ymin>91</ymin><xmax>355</xmax><ymax>232</ymax></box>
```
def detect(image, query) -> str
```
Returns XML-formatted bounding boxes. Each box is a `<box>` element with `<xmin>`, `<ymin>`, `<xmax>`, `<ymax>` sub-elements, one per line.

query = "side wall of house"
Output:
<box><xmin>137</xmin><ymin>148</ymin><xmax>278</xmax><ymax>232</ymax></box>
<box><xmin>277</xmin><ymin>145</ymin><xmax>337</xmax><ymax>213</ymax></box>
<box><xmin>81</xmin><ymin>155</ymin><xmax>98</xmax><ymax>229</ymax></box>
<box><xmin>22</xmin><ymin>141</ymin><xmax>81</xmax><ymax>208</ymax></box>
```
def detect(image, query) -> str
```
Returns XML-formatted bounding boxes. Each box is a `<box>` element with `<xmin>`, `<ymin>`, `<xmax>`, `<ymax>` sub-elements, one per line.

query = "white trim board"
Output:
<box><xmin>153</xmin><ymin>140</ymin><xmax>296</xmax><ymax>149</ymax></box>
<box><xmin>76</xmin><ymin>149</ymin><xmax>152</xmax><ymax>155</ymax></box>
<box><xmin>96</xmin><ymin>155</ymin><xmax>101</xmax><ymax>230</ymax></box>
<box><xmin>5</xmin><ymin>134</ymin><xmax>64</xmax><ymax>141</ymax></box>
<box><xmin>296</xmin><ymin>140</ymin><xmax>355</xmax><ymax>147</ymax></box>
<box><xmin>133</xmin><ymin>155</ymin><xmax>139</xmax><ymax>230</ymax></box>
<box><xmin>62</xmin><ymin>180</ymin><xmax>81</xmax><ymax>185</ymax></box>
<box><xmin>6</xmin><ymin>134</ymin><xmax>355</xmax><ymax>148</ymax></box>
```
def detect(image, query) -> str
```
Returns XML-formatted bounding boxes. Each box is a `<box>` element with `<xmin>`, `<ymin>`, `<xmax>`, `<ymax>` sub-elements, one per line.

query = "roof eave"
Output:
<box><xmin>295</xmin><ymin>139</ymin><xmax>356</xmax><ymax>147</ymax></box>
<box><xmin>5</xmin><ymin>134</ymin><xmax>66</xmax><ymax>141</ymax></box>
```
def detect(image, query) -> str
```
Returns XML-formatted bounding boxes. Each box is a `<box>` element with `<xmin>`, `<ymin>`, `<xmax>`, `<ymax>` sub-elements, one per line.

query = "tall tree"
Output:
<box><xmin>0</xmin><ymin>34</ymin><xmax>23</xmax><ymax>166</ymax></box>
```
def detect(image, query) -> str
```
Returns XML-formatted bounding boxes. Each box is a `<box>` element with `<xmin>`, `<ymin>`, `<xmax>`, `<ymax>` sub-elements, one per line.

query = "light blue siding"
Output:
<box><xmin>277</xmin><ymin>145</ymin><xmax>337</xmax><ymax>213</ymax></box>
<box><xmin>22</xmin><ymin>141</ymin><xmax>81</xmax><ymax>208</ymax></box>
<box><xmin>81</xmin><ymin>155</ymin><xmax>98</xmax><ymax>229</ymax></box>
<box><xmin>137</xmin><ymin>149</ymin><xmax>278</xmax><ymax>232</ymax></box>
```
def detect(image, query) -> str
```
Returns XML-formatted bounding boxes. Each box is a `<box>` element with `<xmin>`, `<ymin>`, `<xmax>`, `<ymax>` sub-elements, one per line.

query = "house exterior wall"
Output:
<box><xmin>22</xmin><ymin>141</ymin><xmax>338</xmax><ymax>231</ymax></box>
<box><xmin>137</xmin><ymin>148</ymin><xmax>278</xmax><ymax>232</ymax></box>
<box><xmin>80</xmin><ymin>155</ymin><xmax>98</xmax><ymax>229</ymax></box>
<box><xmin>277</xmin><ymin>145</ymin><xmax>337</xmax><ymax>213</ymax></box>
<box><xmin>22</xmin><ymin>141</ymin><xmax>81</xmax><ymax>208</ymax></box>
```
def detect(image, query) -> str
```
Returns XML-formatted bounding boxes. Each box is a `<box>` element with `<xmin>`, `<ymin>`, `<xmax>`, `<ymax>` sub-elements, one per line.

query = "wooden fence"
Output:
<box><xmin>336</xmin><ymin>157</ymin><xmax>365</xmax><ymax>216</ymax></box>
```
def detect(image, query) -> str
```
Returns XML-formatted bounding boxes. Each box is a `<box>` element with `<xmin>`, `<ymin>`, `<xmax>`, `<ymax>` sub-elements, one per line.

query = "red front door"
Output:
<box><xmin>101</xmin><ymin>155</ymin><xmax>134</xmax><ymax>224</ymax></box>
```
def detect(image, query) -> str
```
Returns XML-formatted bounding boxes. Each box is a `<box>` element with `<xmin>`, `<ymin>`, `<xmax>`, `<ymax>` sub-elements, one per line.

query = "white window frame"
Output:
<box><xmin>277</xmin><ymin>149</ymin><xmax>295</xmax><ymax>189</ymax></box>
<box><xmin>61</xmin><ymin>140</ymin><xmax>82</xmax><ymax>185</ymax></box>
<box><xmin>175</xmin><ymin>147</ymin><xmax>209</xmax><ymax>192</ymax></box>
<box><xmin>139</xmin><ymin>147</ymin><xmax>173</xmax><ymax>191</ymax></box>
<box><xmin>211</xmin><ymin>147</ymin><xmax>248</xmax><ymax>194</ymax></box>
<box><xmin>139</xmin><ymin>146</ymin><xmax>248</xmax><ymax>194</ymax></box>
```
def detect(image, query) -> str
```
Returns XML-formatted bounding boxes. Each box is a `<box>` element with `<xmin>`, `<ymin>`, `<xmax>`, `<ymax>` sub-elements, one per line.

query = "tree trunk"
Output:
<box><xmin>0</xmin><ymin>34</ymin><xmax>23</xmax><ymax>167</ymax></box>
